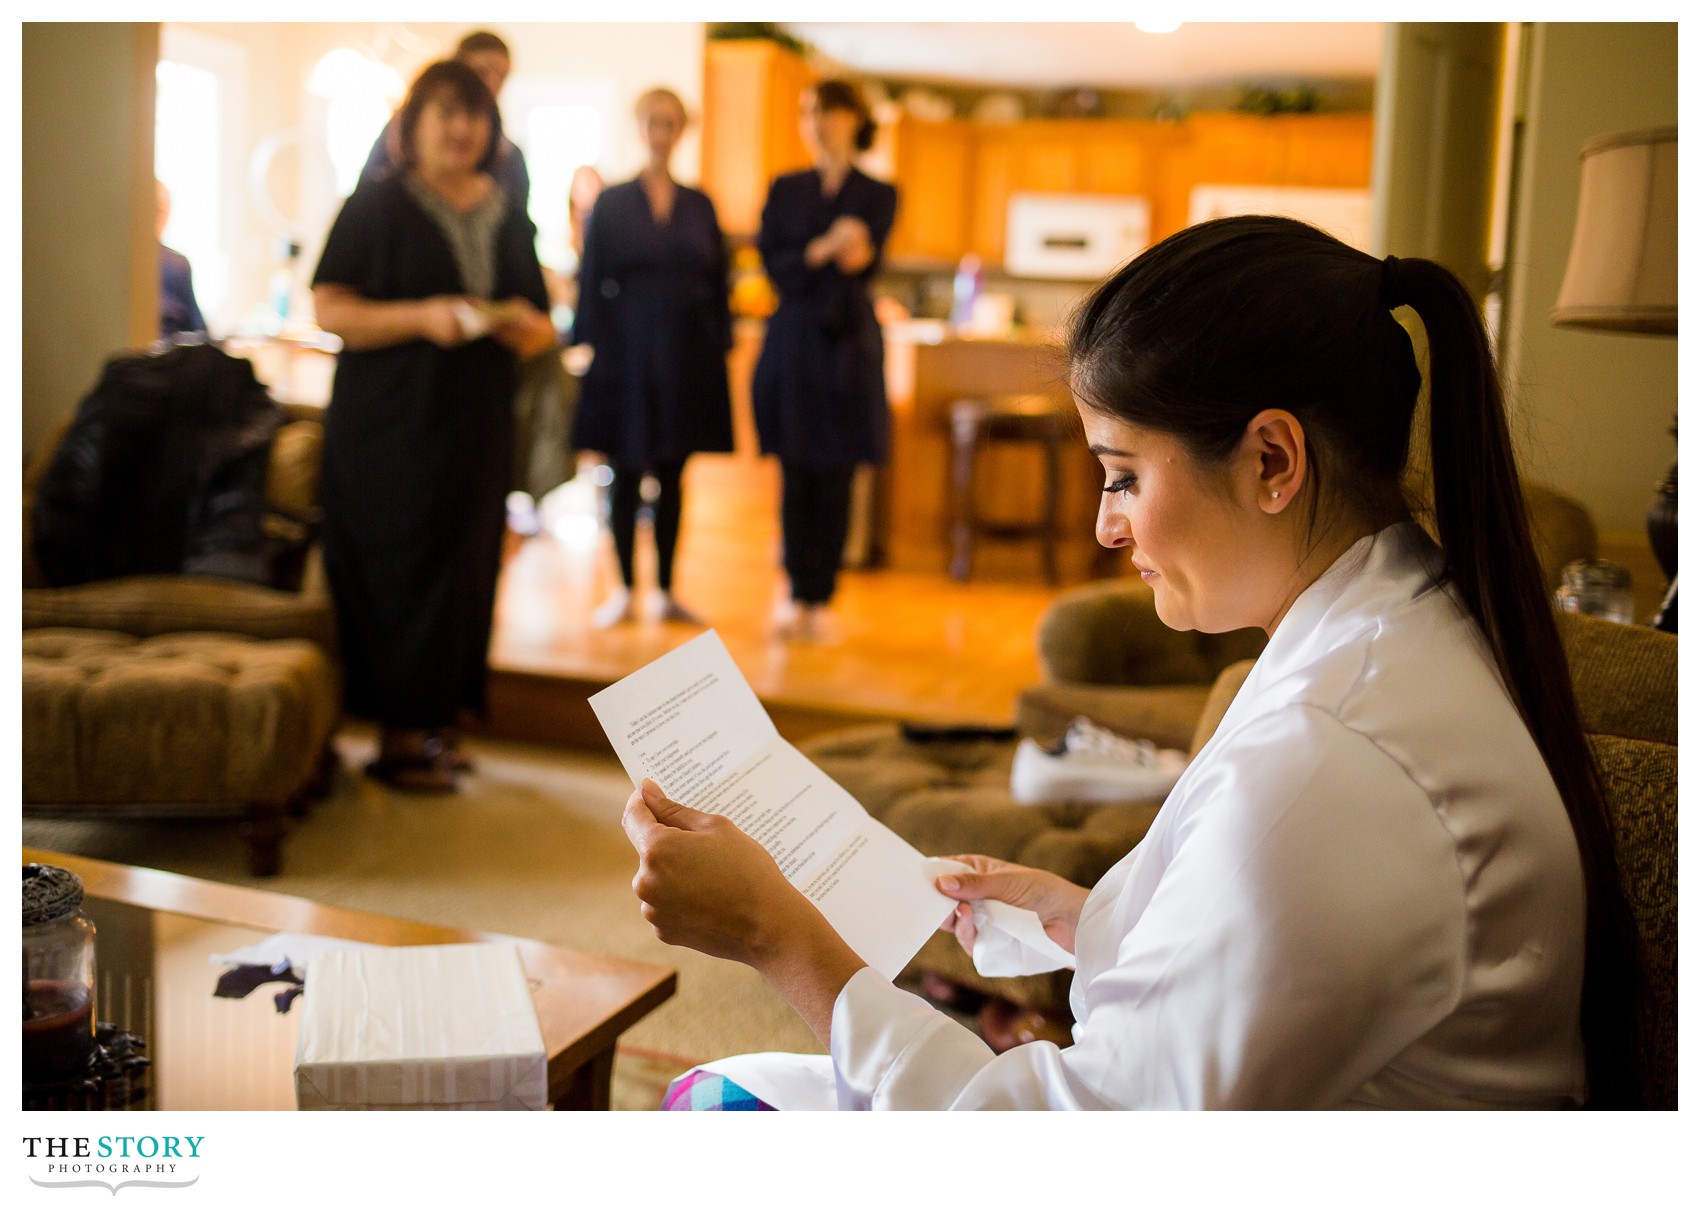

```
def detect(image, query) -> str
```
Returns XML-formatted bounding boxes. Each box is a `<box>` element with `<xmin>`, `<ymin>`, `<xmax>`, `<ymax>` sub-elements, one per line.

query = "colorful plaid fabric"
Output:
<box><xmin>662</xmin><ymin>1068</ymin><xmax>777</xmax><ymax>1111</ymax></box>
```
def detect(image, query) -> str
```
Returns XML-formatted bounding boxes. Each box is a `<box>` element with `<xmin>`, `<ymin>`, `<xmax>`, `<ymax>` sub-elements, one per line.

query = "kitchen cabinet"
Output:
<box><xmin>877</xmin><ymin>112</ymin><xmax>1374</xmax><ymax>267</ymax></box>
<box><xmin>700</xmin><ymin>39</ymin><xmax>816</xmax><ymax>238</ymax></box>
<box><xmin>967</xmin><ymin>120</ymin><xmax>1187</xmax><ymax>263</ymax></box>
<box><xmin>1185</xmin><ymin>112</ymin><xmax>1376</xmax><ymax>190</ymax></box>
<box><xmin>697</xmin><ymin>48</ymin><xmax>1377</xmax><ymax>266</ymax></box>
<box><xmin>882</xmin><ymin>115</ymin><xmax>976</xmax><ymax>264</ymax></box>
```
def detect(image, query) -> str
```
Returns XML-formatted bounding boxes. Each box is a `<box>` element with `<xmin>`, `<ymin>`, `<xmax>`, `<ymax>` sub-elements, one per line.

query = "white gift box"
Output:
<box><xmin>294</xmin><ymin>943</ymin><xmax>548</xmax><ymax>1111</ymax></box>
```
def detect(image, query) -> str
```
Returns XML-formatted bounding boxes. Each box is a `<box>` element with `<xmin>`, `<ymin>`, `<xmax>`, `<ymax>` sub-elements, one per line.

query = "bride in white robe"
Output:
<box><xmin>620</xmin><ymin>217</ymin><xmax>1638</xmax><ymax>1111</ymax></box>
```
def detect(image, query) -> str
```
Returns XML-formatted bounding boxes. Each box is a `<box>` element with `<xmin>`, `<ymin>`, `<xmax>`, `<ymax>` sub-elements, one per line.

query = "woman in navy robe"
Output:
<box><xmin>752</xmin><ymin>79</ymin><xmax>898</xmax><ymax>641</ymax></box>
<box><xmin>311</xmin><ymin>61</ymin><xmax>555</xmax><ymax>791</ymax></box>
<box><xmin>572</xmin><ymin>87</ymin><xmax>733</xmax><ymax>627</ymax></box>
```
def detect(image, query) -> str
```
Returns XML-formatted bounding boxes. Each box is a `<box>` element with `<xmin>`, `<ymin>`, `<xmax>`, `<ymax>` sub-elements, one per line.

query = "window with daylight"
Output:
<box><xmin>502</xmin><ymin>73</ymin><xmax>620</xmax><ymax>276</ymax></box>
<box><xmin>309</xmin><ymin>47</ymin><xmax>404</xmax><ymax>198</ymax></box>
<box><xmin>524</xmin><ymin>103</ymin><xmax>604</xmax><ymax>274</ymax></box>
<box><xmin>154</xmin><ymin>58</ymin><xmax>227</xmax><ymax>324</ymax></box>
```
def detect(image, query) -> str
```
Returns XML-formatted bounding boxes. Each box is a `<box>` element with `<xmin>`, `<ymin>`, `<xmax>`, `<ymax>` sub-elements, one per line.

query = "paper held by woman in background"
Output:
<box><xmin>590</xmin><ymin>631</ymin><xmax>1071</xmax><ymax>981</ymax></box>
<box><xmin>452</xmin><ymin>298</ymin><xmax>532</xmax><ymax>340</ymax></box>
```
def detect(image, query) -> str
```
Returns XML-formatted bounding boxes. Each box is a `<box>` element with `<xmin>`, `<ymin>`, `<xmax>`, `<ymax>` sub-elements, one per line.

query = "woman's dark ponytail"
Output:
<box><xmin>1397</xmin><ymin>257</ymin><xmax>1642</xmax><ymax>1108</ymax></box>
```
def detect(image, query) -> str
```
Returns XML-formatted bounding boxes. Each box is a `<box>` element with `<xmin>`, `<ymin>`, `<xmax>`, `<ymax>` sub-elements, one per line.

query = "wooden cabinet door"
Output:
<box><xmin>700</xmin><ymin>40</ymin><xmax>814</xmax><ymax>238</ymax></box>
<box><xmin>1015</xmin><ymin>126</ymin><xmax>1083</xmax><ymax>193</ymax></box>
<box><xmin>886</xmin><ymin>117</ymin><xmax>975</xmax><ymax>262</ymax></box>
<box><xmin>968</xmin><ymin>129</ymin><xmax>1017</xmax><ymax>264</ymax></box>
<box><xmin>1186</xmin><ymin>113</ymin><xmax>1294</xmax><ymax>185</ymax></box>
<box><xmin>763</xmin><ymin>45</ymin><xmax>816</xmax><ymax>185</ymax></box>
<box><xmin>1076</xmin><ymin>125</ymin><xmax>1146</xmax><ymax>195</ymax></box>
<box><xmin>1280</xmin><ymin>114</ymin><xmax>1376</xmax><ymax>186</ymax></box>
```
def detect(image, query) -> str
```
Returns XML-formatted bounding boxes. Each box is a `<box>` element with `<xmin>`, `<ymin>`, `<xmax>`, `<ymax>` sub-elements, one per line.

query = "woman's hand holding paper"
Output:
<box><xmin>934</xmin><ymin>855</ymin><xmax>1091</xmax><ymax>956</ymax></box>
<box><xmin>488</xmin><ymin>297</ymin><xmax>557</xmax><ymax>358</ymax></box>
<box><xmin>622</xmin><ymin>779</ymin><xmax>866</xmax><ymax>1045</ymax></box>
<box><xmin>623</xmin><ymin>778</ymin><xmax>799</xmax><ymax>963</ymax></box>
<box><xmin>828</xmin><ymin>216</ymin><xmax>874</xmax><ymax>273</ymax></box>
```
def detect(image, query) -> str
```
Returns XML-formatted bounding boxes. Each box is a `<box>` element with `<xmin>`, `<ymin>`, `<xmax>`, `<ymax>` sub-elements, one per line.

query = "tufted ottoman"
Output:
<box><xmin>23</xmin><ymin>629</ymin><xmax>340</xmax><ymax>875</ymax></box>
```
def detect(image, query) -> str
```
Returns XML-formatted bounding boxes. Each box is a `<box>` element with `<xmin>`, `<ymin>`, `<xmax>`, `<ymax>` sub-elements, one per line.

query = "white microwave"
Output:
<box><xmin>1004</xmin><ymin>193</ymin><xmax>1151</xmax><ymax>280</ymax></box>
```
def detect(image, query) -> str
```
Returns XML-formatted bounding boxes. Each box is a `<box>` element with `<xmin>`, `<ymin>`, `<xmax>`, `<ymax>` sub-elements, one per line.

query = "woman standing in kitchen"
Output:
<box><xmin>312</xmin><ymin>60</ymin><xmax>555</xmax><ymax>791</ymax></box>
<box><xmin>572</xmin><ymin>87</ymin><xmax>733</xmax><ymax>628</ymax></box>
<box><xmin>752</xmin><ymin>78</ymin><xmax>898</xmax><ymax>641</ymax></box>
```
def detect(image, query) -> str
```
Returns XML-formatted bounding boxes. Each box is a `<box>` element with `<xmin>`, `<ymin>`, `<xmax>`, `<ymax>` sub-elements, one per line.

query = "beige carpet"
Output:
<box><xmin>21</xmin><ymin>730</ymin><xmax>826</xmax><ymax>1110</ymax></box>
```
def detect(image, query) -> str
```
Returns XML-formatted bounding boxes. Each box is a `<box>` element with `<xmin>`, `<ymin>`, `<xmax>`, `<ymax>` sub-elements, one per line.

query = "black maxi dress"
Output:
<box><xmin>313</xmin><ymin>173</ymin><xmax>549</xmax><ymax>729</ymax></box>
<box><xmin>570</xmin><ymin>179</ymin><xmax>734</xmax><ymax>466</ymax></box>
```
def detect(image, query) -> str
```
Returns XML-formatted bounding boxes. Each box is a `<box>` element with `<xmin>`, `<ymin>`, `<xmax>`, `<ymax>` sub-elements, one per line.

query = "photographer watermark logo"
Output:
<box><xmin>23</xmin><ymin>1136</ymin><xmax>202</xmax><ymax>1195</ymax></box>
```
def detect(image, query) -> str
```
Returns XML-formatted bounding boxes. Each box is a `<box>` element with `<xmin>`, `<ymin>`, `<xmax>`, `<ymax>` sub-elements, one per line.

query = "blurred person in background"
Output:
<box><xmin>751</xmin><ymin>79</ymin><xmax>897</xmax><ymax>642</ymax></box>
<box><xmin>569</xmin><ymin>164</ymin><xmax>605</xmax><ymax>262</ymax></box>
<box><xmin>571</xmin><ymin>87</ymin><xmax>732</xmax><ymax>627</ymax></box>
<box><xmin>362</xmin><ymin>30</ymin><xmax>530</xmax><ymax>208</ymax></box>
<box><xmin>156</xmin><ymin>181</ymin><xmax>205</xmax><ymax>339</ymax></box>
<box><xmin>313</xmin><ymin>60</ymin><xmax>554</xmax><ymax>792</ymax></box>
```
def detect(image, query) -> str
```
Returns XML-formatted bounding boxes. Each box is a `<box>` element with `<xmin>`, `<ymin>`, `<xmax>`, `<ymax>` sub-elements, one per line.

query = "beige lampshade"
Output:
<box><xmin>1552</xmin><ymin>126</ymin><xmax>1677</xmax><ymax>335</ymax></box>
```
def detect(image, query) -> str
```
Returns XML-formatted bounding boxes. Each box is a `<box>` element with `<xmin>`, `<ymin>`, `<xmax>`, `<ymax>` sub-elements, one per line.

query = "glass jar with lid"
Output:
<box><xmin>22</xmin><ymin>863</ymin><xmax>98</xmax><ymax>1083</ymax></box>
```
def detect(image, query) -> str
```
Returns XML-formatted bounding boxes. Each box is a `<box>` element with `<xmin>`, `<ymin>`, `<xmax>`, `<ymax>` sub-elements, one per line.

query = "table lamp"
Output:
<box><xmin>1551</xmin><ymin>125</ymin><xmax>1677</xmax><ymax>630</ymax></box>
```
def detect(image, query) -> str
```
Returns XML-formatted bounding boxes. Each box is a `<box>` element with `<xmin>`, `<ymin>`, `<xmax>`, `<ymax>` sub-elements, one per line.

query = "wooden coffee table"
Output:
<box><xmin>23</xmin><ymin>849</ymin><xmax>675</xmax><ymax>1111</ymax></box>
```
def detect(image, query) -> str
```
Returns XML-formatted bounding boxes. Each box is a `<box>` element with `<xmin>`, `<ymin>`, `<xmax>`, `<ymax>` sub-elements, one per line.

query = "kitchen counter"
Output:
<box><xmin>882</xmin><ymin>332</ymin><xmax>1112</xmax><ymax>584</ymax></box>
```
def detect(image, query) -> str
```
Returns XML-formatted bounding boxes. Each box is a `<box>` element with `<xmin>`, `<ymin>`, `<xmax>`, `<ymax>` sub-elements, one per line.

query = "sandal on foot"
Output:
<box><xmin>364</xmin><ymin>752</ymin><xmax>458</xmax><ymax>794</ymax></box>
<box><xmin>428</xmin><ymin>731</ymin><xmax>476</xmax><ymax>774</ymax></box>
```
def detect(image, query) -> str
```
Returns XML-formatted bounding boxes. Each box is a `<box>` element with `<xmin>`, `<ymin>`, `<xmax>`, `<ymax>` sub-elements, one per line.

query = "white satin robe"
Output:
<box><xmin>702</xmin><ymin>524</ymin><xmax>1588</xmax><ymax>1109</ymax></box>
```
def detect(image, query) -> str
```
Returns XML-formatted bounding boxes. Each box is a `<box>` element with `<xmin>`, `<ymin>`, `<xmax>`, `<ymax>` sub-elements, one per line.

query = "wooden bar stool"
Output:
<box><xmin>949</xmin><ymin>394</ymin><xmax>1070</xmax><ymax>584</ymax></box>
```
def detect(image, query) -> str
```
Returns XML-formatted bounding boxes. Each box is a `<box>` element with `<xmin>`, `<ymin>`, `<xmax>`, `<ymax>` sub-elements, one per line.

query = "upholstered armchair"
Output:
<box><xmin>22</xmin><ymin>398</ymin><xmax>341</xmax><ymax>876</ymax></box>
<box><xmin>23</xmin><ymin>401</ymin><xmax>336</xmax><ymax>652</ymax></box>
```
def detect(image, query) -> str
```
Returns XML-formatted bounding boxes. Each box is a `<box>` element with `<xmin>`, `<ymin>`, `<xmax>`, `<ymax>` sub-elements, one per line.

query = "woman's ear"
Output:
<box><xmin>1242</xmin><ymin>409</ymin><xmax>1306</xmax><ymax>514</ymax></box>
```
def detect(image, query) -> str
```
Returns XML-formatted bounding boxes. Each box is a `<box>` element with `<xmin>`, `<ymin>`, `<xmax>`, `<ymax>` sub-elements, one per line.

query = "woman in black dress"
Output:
<box><xmin>572</xmin><ymin>87</ymin><xmax>733</xmax><ymax>628</ymax></box>
<box><xmin>752</xmin><ymin>78</ymin><xmax>898</xmax><ymax>641</ymax></box>
<box><xmin>312</xmin><ymin>60</ymin><xmax>556</xmax><ymax>792</ymax></box>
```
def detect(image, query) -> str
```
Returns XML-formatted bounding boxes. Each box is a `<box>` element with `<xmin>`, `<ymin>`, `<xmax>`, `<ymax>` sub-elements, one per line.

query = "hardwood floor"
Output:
<box><xmin>484</xmin><ymin>452</ymin><xmax>1070</xmax><ymax>748</ymax></box>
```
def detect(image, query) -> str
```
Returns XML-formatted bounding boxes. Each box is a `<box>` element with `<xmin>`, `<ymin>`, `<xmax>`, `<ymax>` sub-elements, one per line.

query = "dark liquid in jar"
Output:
<box><xmin>23</xmin><ymin>979</ymin><xmax>95</xmax><ymax>1081</ymax></box>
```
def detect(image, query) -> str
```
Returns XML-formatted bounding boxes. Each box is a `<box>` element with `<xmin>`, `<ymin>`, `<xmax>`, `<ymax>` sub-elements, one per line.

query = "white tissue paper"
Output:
<box><xmin>210</xmin><ymin>932</ymin><xmax>378</xmax><ymax>981</ymax></box>
<box><xmin>921</xmin><ymin>858</ymin><xmax>1077</xmax><ymax>978</ymax></box>
<box><xmin>453</xmin><ymin>300</ymin><xmax>491</xmax><ymax>340</ymax></box>
<box><xmin>294</xmin><ymin>943</ymin><xmax>547</xmax><ymax>1111</ymax></box>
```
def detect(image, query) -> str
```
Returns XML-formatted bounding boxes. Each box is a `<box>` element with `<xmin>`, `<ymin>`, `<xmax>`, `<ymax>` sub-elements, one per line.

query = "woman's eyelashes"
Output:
<box><xmin>1102</xmin><ymin>472</ymin><xmax>1137</xmax><ymax>495</ymax></box>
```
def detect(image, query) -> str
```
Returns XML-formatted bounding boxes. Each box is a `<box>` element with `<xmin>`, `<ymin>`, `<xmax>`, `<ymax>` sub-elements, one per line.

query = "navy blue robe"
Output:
<box><xmin>312</xmin><ymin>174</ymin><xmax>548</xmax><ymax>728</ymax></box>
<box><xmin>159</xmin><ymin>245</ymin><xmax>205</xmax><ymax>336</ymax></box>
<box><xmin>752</xmin><ymin>168</ymin><xmax>898</xmax><ymax>471</ymax></box>
<box><xmin>570</xmin><ymin>179</ymin><xmax>733</xmax><ymax>467</ymax></box>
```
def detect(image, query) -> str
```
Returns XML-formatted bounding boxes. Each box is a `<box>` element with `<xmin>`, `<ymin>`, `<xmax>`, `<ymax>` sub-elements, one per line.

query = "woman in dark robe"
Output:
<box><xmin>312</xmin><ymin>60</ymin><xmax>556</xmax><ymax>792</ymax></box>
<box><xmin>572</xmin><ymin>87</ymin><xmax>733</xmax><ymax>628</ymax></box>
<box><xmin>752</xmin><ymin>78</ymin><xmax>898</xmax><ymax>642</ymax></box>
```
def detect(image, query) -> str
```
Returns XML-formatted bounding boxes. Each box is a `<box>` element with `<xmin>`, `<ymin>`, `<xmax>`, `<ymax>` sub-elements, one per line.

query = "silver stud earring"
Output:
<box><xmin>1271</xmin><ymin>490</ymin><xmax>1281</xmax><ymax>501</ymax></box>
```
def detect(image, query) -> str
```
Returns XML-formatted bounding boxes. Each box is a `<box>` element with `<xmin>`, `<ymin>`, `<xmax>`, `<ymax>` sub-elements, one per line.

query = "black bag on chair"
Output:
<box><xmin>31</xmin><ymin>343</ymin><xmax>284</xmax><ymax>588</ymax></box>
